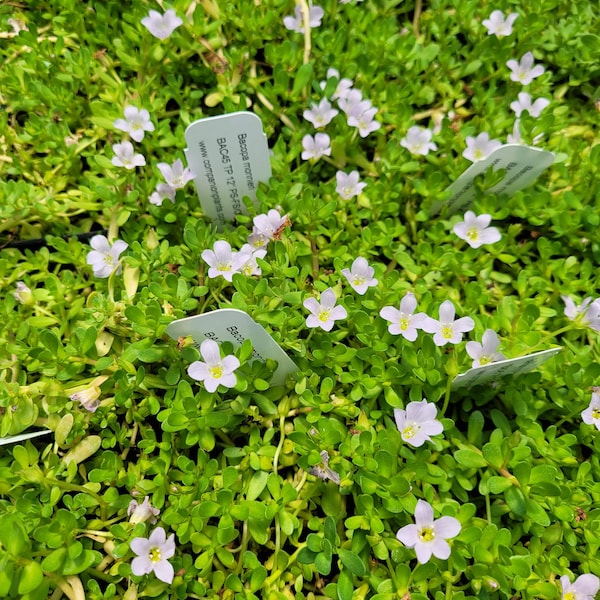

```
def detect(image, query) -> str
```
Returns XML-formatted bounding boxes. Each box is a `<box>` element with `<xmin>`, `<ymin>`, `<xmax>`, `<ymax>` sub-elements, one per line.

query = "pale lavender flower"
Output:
<box><xmin>114</xmin><ymin>106</ymin><xmax>155</xmax><ymax>142</ymax></box>
<box><xmin>581</xmin><ymin>392</ymin><xmax>600</xmax><ymax>432</ymax></box>
<box><xmin>482</xmin><ymin>10</ymin><xmax>518</xmax><ymax>37</ymax></box>
<box><xmin>149</xmin><ymin>183</ymin><xmax>177</xmax><ymax>206</ymax></box>
<box><xmin>301</xmin><ymin>133</ymin><xmax>331</xmax><ymax>160</ymax></box>
<box><xmin>394</xmin><ymin>399</ymin><xmax>443</xmax><ymax>447</ymax></box>
<box><xmin>319</xmin><ymin>68</ymin><xmax>353</xmax><ymax>100</ymax></box>
<box><xmin>341</xmin><ymin>257</ymin><xmax>378</xmax><ymax>294</ymax></box>
<box><xmin>238</xmin><ymin>245</ymin><xmax>267</xmax><ymax>276</ymax></box>
<box><xmin>335</xmin><ymin>170</ymin><xmax>366</xmax><ymax>200</ymax></box>
<box><xmin>421</xmin><ymin>300</ymin><xmax>474</xmax><ymax>346</ymax></box>
<box><xmin>111</xmin><ymin>141</ymin><xmax>146</xmax><ymax>169</ymax></box>
<box><xmin>507</xmin><ymin>120</ymin><xmax>523</xmax><ymax>144</ymax></box>
<box><xmin>309</xmin><ymin>450</ymin><xmax>340</xmax><ymax>484</ymax></box>
<box><xmin>304</xmin><ymin>288</ymin><xmax>347</xmax><ymax>331</ymax></box>
<box><xmin>338</xmin><ymin>89</ymin><xmax>364</xmax><ymax>114</ymax></box>
<box><xmin>128</xmin><ymin>497</ymin><xmax>160</xmax><ymax>525</ymax></box>
<box><xmin>465</xmin><ymin>330</ymin><xmax>505</xmax><ymax>368</ymax></box>
<box><xmin>141</xmin><ymin>9</ymin><xmax>183</xmax><ymax>40</ymax></box>
<box><xmin>396</xmin><ymin>500</ymin><xmax>461</xmax><ymax>564</ymax></box>
<box><xmin>130</xmin><ymin>527</ymin><xmax>176</xmax><ymax>583</ymax></box>
<box><xmin>559</xmin><ymin>574</ymin><xmax>600</xmax><ymax>600</ymax></box>
<box><xmin>157</xmin><ymin>159</ymin><xmax>194</xmax><ymax>189</ymax></box>
<box><xmin>561</xmin><ymin>296</ymin><xmax>600</xmax><ymax>331</ymax></box>
<box><xmin>400</xmin><ymin>126</ymin><xmax>437</xmax><ymax>156</ymax></box>
<box><xmin>346</xmin><ymin>103</ymin><xmax>381</xmax><ymax>137</ymax></box>
<box><xmin>510</xmin><ymin>92</ymin><xmax>550</xmax><ymax>117</ymax></box>
<box><xmin>14</xmin><ymin>281</ymin><xmax>34</xmax><ymax>305</ymax></box>
<box><xmin>507</xmin><ymin>51</ymin><xmax>545</xmax><ymax>85</ymax></box>
<box><xmin>303</xmin><ymin>98</ymin><xmax>339</xmax><ymax>128</ymax></box>
<box><xmin>283</xmin><ymin>5</ymin><xmax>324</xmax><ymax>32</ymax></box>
<box><xmin>201</xmin><ymin>240</ymin><xmax>245</xmax><ymax>282</ymax></box>
<box><xmin>462</xmin><ymin>133</ymin><xmax>502</xmax><ymax>162</ymax></box>
<box><xmin>70</xmin><ymin>385</ymin><xmax>101</xmax><ymax>412</ymax></box>
<box><xmin>86</xmin><ymin>235</ymin><xmax>128</xmax><ymax>278</ymax></box>
<box><xmin>379</xmin><ymin>292</ymin><xmax>428</xmax><ymax>342</ymax></box>
<box><xmin>187</xmin><ymin>339</ymin><xmax>240</xmax><ymax>393</ymax></box>
<box><xmin>252</xmin><ymin>209</ymin><xmax>289</xmax><ymax>242</ymax></box>
<box><xmin>453</xmin><ymin>211</ymin><xmax>502</xmax><ymax>248</ymax></box>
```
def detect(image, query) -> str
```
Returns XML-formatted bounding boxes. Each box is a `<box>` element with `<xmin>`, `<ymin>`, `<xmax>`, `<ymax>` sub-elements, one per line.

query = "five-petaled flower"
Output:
<box><xmin>149</xmin><ymin>183</ymin><xmax>177</xmax><ymax>206</ymax></box>
<box><xmin>453</xmin><ymin>211</ymin><xmax>502</xmax><ymax>248</ymax></box>
<box><xmin>346</xmin><ymin>102</ymin><xmax>381</xmax><ymax>137</ymax></box>
<box><xmin>506</xmin><ymin>51</ymin><xmax>545</xmax><ymax>85</ymax></box>
<box><xmin>130</xmin><ymin>527</ymin><xmax>176</xmax><ymax>583</ymax></box>
<box><xmin>157</xmin><ymin>159</ymin><xmax>194</xmax><ymax>189</ymax></box>
<box><xmin>309</xmin><ymin>450</ymin><xmax>340</xmax><ymax>484</ymax></box>
<box><xmin>341</xmin><ymin>257</ymin><xmax>378</xmax><ymax>295</ymax></box>
<box><xmin>86</xmin><ymin>235</ymin><xmax>128</xmax><ymax>278</ymax></box>
<box><xmin>379</xmin><ymin>293</ymin><xmax>428</xmax><ymax>341</ymax></box>
<box><xmin>335</xmin><ymin>170</ymin><xmax>367</xmax><ymax>200</ymax></box>
<box><xmin>400</xmin><ymin>126</ymin><xmax>437</xmax><ymax>156</ymax></box>
<box><xmin>303</xmin><ymin>98</ymin><xmax>339</xmax><ymax>128</ymax></box>
<box><xmin>581</xmin><ymin>392</ymin><xmax>600</xmax><ymax>432</ymax></box>
<box><xmin>201</xmin><ymin>240</ymin><xmax>245</xmax><ymax>282</ymax></box>
<box><xmin>141</xmin><ymin>9</ymin><xmax>183</xmax><ymax>40</ymax></box>
<box><xmin>482</xmin><ymin>10</ymin><xmax>518</xmax><ymax>37</ymax></box>
<box><xmin>111</xmin><ymin>141</ymin><xmax>146</xmax><ymax>169</ymax></box>
<box><xmin>561</xmin><ymin>296</ymin><xmax>600</xmax><ymax>332</ymax></box>
<box><xmin>394</xmin><ymin>399</ymin><xmax>443</xmax><ymax>447</ymax></box>
<box><xmin>422</xmin><ymin>300</ymin><xmax>474</xmax><ymax>346</ymax></box>
<box><xmin>466</xmin><ymin>329</ymin><xmax>505</xmax><ymax>368</ymax></box>
<box><xmin>187</xmin><ymin>339</ymin><xmax>240</xmax><ymax>393</ymax></box>
<box><xmin>128</xmin><ymin>497</ymin><xmax>160</xmax><ymax>525</ymax></box>
<box><xmin>559</xmin><ymin>573</ymin><xmax>600</xmax><ymax>600</ymax></box>
<box><xmin>252</xmin><ymin>209</ymin><xmax>290</xmax><ymax>243</ymax></box>
<box><xmin>510</xmin><ymin>92</ymin><xmax>550</xmax><ymax>117</ymax></box>
<box><xmin>283</xmin><ymin>4</ymin><xmax>324</xmax><ymax>32</ymax></box>
<box><xmin>114</xmin><ymin>106</ymin><xmax>155</xmax><ymax>142</ymax></box>
<box><xmin>301</xmin><ymin>133</ymin><xmax>331</xmax><ymax>160</ymax></box>
<box><xmin>396</xmin><ymin>499</ymin><xmax>461</xmax><ymax>564</ymax></box>
<box><xmin>462</xmin><ymin>133</ymin><xmax>502</xmax><ymax>162</ymax></box>
<box><xmin>304</xmin><ymin>288</ymin><xmax>347</xmax><ymax>332</ymax></box>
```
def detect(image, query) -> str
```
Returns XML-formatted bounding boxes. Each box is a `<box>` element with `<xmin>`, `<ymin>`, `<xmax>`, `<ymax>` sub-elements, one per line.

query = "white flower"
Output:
<box><xmin>252</xmin><ymin>209</ymin><xmax>290</xmax><ymax>242</ymax></box>
<box><xmin>560</xmin><ymin>574</ymin><xmax>600</xmax><ymax>600</ymax></box>
<box><xmin>128</xmin><ymin>497</ymin><xmax>160</xmax><ymax>525</ymax></box>
<box><xmin>421</xmin><ymin>300</ymin><xmax>475</xmax><ymax>346</ymax></box>
<box><xmin>201</xmin><ymin>240</ymin><xmax>246</xmax><ymax>282</ymax></box>
<box><xmin>561</xmin><ymin>296</ymin><xmax>600</xmax><ymax>331</ymax></box>
<box><xmin>111</xmin><ymin>141</ymin><xmax>146</xmax><ymax>169</ymax></box>
<box><xmin>157</xmin><ymin>159</ymin><xmax>194</xmax><ymax>189</ymax></box>
<box><xmin>238</xmin><ymin>244</ymin><xmax>267</xmax><ymax>276</ymax></box>
<box><xmin>335</xmin><ymin>170</ymin><xmax>367</xmax><ymax>200</ymax></box>
<box><xmin>309</xmin><ymin>450</ymin><xmax>340</xmax><ymax>484</ymax></box>
<box><xmin>346</xmin><ymin>103</ymin><xmax>381</xmax><ymax>137</ymax></box>
<box><xmin>465</xmin><ymin>330</ymin><xmax>505</xmax><ymax>367</ymax></box>
<box><xmin>303</xmin><ymin>98</ymin><xmax>339</xmax><ymax>128</ymax></box>
<box><xmin>400</xmin><ymin>126</ymin><xmax>438</xmax><ymax>156</ymax></box>
<box><xmin>341</xmin><ymin>257</ymin><xmax>378</xmax><ymax>294</ymax></box>
<box><xmin>507</xmin><ymin>119</ymin><xmax>523</xmax><ymax>144</ymax></box>
<box><xmin>70</xmin><ymin>385</ymin><xmax>101</xmax><ymax>412</ymax></box>
<box><xmin>187</xmin><ymin>339</ymin><xmax>240</xmax><ymax>393</ymax></box>
<box><xmin>114</xmin><ymin>106</ymin><xmax>155</xmax><ymax>143</ymax></box>
<box><xmin>86</xmin><ymin>235</ymin><xmax>128</xmax><ymax>278</ymax></box>
<box><xmin>283</xmin><ymin>4</ymin><xmax>324</xmax><ymax>32</ymax></box>
<box><xmin>462</xmin><ymin>133</ymin><xmax>502</xmax><ymax>162</ymax></box>
<box><xmin>379</xmin><ymin>292</ymin><xmax>429</xmax><ymax>342</ymax></box>
<box><xmin>130</xmin><ymin>527</ymin><xmax>176</xmax><ymax>584</ymax></box>
<box><xmin>396</xmin><ymin>499</ymin><xmax>461</xmax><ymax>564</ymax></box>
<box><xmin>506</xmin><ymin>51</ymin><xmax>545</xmax><ymax>85</ymax></box>
<box><xmin>301</xmin><ymin>133</ymin><xmax>331</xmax><ymax>160</ymax></box>
<box><xmin>338</xmin><ymin>89</ymin><xmax>364</xmax><ymax>114</ymax></box>
<box><xmin>319</xmin><ymin>68</ymin><xmax>353</xmax><ymax>100</ymax></box>
<box><xmin>453</xmin><ymin>211</ymin><xmax>502</xmax><ymax>248</ymax></box>
<box><xmin>149</xmin><ymin>183</ymin><xmax>177</xmax><ymax>206</ymax></box>
<box><xmin>581</xmin><ymin>392</ymin><xmax>600</xmax><ymax>432</ymax></box>
<box><xmin>510</xmin><ymin>92</ymin><xmax>550</xmax><ymax>117</ymax></box>
<box><xmin>141</xmin><ymin>9</ymin><xmax>183</xmax><ymax>40</ymax></box>
<box><xmin>303</xmin><ymin>288</ymin><xmax>347</xmax><ymax>332</ymax></box>
<box><xmin>482</xmin><ymin>10</ymin><xmax>518</xmax><ymax>37</ymax></box>
<box><xmin>394</xmin><ymin>400</ymin><xmax>443</xmax><ymax>447</ymax></box>
<box><xmin>14</xmin><ymin>281</ymin><xmax>34</xmax><ymax>305</ymax></box>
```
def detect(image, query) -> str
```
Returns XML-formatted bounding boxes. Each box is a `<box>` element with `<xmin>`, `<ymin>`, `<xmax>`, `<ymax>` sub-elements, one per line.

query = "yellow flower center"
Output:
<box><xmin>592</xmin><ymin>408</ymin><xmax>600</xmax><ymax>420</ymax></box>
<box><xmin>479</xmin><ymin>355</ymin><xmax>491</xmax><ymax>366</ymax></box>
<box><xmin>218</xmin><ymin>263</ymin><xmax>231</xmax><ymax>271</ymax></box>
<box><xmin>473</xmin><ymin>149</ymin><xmax>484</xmax><ymax>160</ymax></box>
<box><xmin>466</xmin><ymin>227</ymin><xmax>479</xmax><ymax>241</ymax></box>
<box><xmin>563</xmin><ymin>593</ymin><xmax>575</xmax><ymax>600</ymax></box>
<box><xmin>319</xmin><ymin>310</ymin><xmax>331</xmax><ymax>322</ymax></box>
<box><xmin>418</xmin><ymin>526</ymin><xmax>435</xmax><ymax>542</ymax></box>
<box><xmin>353</xmin><ymin>276</ymin><xmax>365</xmax><ymax>286</ymax></box>
<box><xmin>209</xmin><ymin>365</ymin><xmax>224</xmax><ymax>379</ymax></box>
<box><xmin>149</xmin><ymin>547</ymin><xmax>162</xmax><ymax>563</ymax></box>
<box><xmin>402</xmin><ymin>423</ymin><xmax>419</xmax><ymax>439</ymax></box>
<box><xmin>399</xmin><ymin>316</ymin><xmax>409</xmax><ymax>331</ymax></box>
<box><xmin>441</xmin><ymin>325</ymin><xmax>454</xmax><ymax>339</ymax></box>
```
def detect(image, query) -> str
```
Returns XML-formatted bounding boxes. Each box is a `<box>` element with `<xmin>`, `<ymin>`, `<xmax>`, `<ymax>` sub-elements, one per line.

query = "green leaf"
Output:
<box><xmin>338</xmin><ymin>548</ymin><xmax>366</xmax><ymax>577</ymax></box>
<box><xmin>487</xmin><ymin>476</ymin><xmax>513</xmax><ymax>494</ymax></box>
<box><xmin>482</xmin><ymin>443</ymin><xmax>504</xmax><ymax>469</ymax></box>
<box><xmin>292</xmin><ymin>63</ymin><xmax>313</xmax><ymax>96</ymax></box>
<box><xmin>454</xmin><ymin>449</ymin><xmax>487</xmax><ymax>469</ymax></box>
<box><xmin>336</xmin><ymin>568</ymin><xmax>354</xmax><ymax>600</ymax></box>
<box><xmin>246</xmin><ymin>471</ymin><xmax>269</xmax><ymax>501</ymax></box>
<box><xmin>314</xmin><ymin>551</ymin><xmax>332</xmax><ymax>575</ymax></box>
<box><xmin>17</xmin><ymin>562</ymin><xmax>44</xmax><ymax>595</ymax></box>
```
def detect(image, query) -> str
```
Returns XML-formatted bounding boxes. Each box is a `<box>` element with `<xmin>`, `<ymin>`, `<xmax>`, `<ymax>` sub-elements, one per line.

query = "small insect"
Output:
<box><xmin>575</xmin><ymin>507</ymin><xmax>587</xmax><ymax>523</ymax></box>
<box><xmin>272</xmin><ymin>215</ymin><xmax>292</xmax><ymax>241</ymax></box>
<box><xmin>177</xmin><ymin>337</ymin><xmax>186</xmax><ymax>350</ymax></box>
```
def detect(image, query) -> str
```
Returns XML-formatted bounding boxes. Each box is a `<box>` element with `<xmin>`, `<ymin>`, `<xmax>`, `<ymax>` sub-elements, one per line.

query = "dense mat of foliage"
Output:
<box><xmin>1</xmin><ymin>1</ymin><xmax>599</xmax><ymax>599</ymax></box>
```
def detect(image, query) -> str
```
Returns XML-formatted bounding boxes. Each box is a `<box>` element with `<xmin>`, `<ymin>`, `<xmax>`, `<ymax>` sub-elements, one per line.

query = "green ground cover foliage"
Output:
<box><xmin>0</xmin><ymin>0</ymin><xmax>599</xmax><ymax>599</ymax></box>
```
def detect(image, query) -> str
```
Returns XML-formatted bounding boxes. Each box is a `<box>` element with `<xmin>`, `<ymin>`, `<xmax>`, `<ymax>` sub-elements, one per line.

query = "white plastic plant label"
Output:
<box><xmin>167</xmin><ymin>309</ymin><xmax>297</xmax><ymax>386</ymax></box>
<box><xmin>432</xmin><ymin>144</ymin><xmax>555</xmax><ymax>216</ymax></box>
<box><xmin>0</xmin><ymin>429</ymin><xmax>52</xmax><ymax>447</ymax></box>
<box><xmin>184</xmin><ymin>112</ymin><xmax>272</xmax><ymax>228</ymax></box>
<box><xmin>452</xmin><ymin>347</ymin><xmax>561</xmax><ymax>391</ymax></box>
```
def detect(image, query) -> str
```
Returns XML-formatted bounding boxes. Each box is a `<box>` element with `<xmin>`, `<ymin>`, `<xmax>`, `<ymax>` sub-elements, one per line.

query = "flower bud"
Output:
<box><xmin>14</xmin><ymin>282</ymin><xmax>35</xmax><ymax>306</ymax></box>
